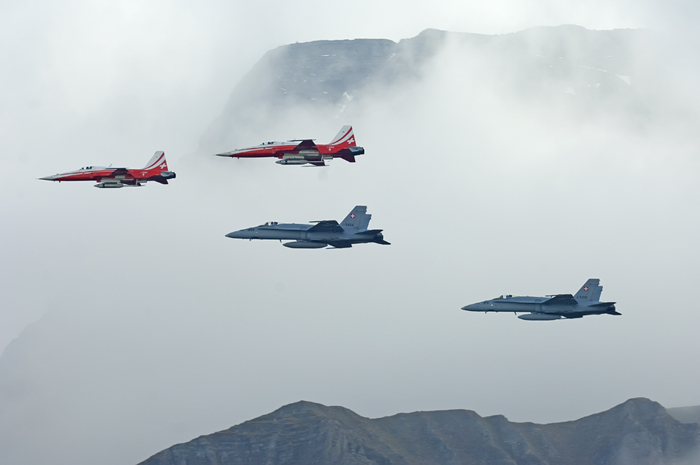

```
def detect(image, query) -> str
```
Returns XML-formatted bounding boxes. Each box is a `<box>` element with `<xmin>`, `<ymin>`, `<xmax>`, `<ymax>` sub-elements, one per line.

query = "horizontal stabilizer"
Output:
<box><xmin>336</xmin><ymin>146</ymin><xmax>364</xmax><ymax>162</ymax></box>
<box><xmin>589</xmin><ymin>302</ymin><xmax>619</xmax><ymax>315</ymax></box>
<box><xmin>361</xmin><ymin>229</ymin><xmax>390</xmax><ymax>245</ymax></box>
<box><xmin>588</xmin><ymin>301</ymin><xmax>617</xmax><ymax>307</ymax></box>
<box><xmin>542</xmin><ymin>294</ymin><xmax>578</xmax><ymax>306</ymax></box>
<box><xmin>307</xmin><ymin>220</ymin><xmax>344</xmax><ymax>234</ymax></box>
<box><xmin>150</xmin><ymin>175</ymin><xmax>169</xmax><ymax>185</ymax></box>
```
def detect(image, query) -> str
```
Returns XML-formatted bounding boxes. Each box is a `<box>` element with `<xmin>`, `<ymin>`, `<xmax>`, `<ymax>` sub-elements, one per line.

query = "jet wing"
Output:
<box><xmin>94</xmin><ymin>167</ymin><xmax>129</xmax><ymax>181</ymax></box>
<box><xmin>307</xmin><ymin>220</ymin><xmax>344</xmax><ymax>234</ymax></box>
<box><xmin>542</xmin><ymin>294</ymin><xmax>578</xmax><ymax>306</ymax></box>
<box><xmin>292</xmin><ymin>140</ymin><xmax>317</xmax><ymax>150</ymax></box>
<box><xmin>108</xmin><ymin>168</ymin><xmax>130</xmax><ymax>176</ymax></box>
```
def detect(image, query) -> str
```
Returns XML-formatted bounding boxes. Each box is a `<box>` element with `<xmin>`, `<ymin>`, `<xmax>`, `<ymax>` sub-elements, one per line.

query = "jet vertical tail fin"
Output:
<box><xmin>359</xmin><ymin>213</ymin><xmax>372</xmax><ymax>231</ymax></box>
<box><xmin>574</xmin><ymin>279</ymin><xmax>603</xmax><ymax>303</ymax></box>
<box><xmin>143</xmin><ymin>151</ymin><xmax>167</xmax><ymax>171</ymax></box>
<box><xmin>340</xmin><ymin>206</ymin><xmax>368</xmax><ymax>231</ymax></box>
<box><xmin>329</xmin><ymin>125</ymin><xmax>364</xmax><ymax>162</ymax></box>
<box><xmin>143</xmin><ymin>151</ymin><xmax>176</xmax><ymax>184</ymax></box>
<box><xmin>328</xmin><ymin>125</ymin><xmax>356</xmax><ymax>148</ymax></box>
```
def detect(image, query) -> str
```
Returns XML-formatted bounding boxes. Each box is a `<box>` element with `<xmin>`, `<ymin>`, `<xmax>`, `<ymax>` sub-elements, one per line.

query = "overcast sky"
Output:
<box><xmin>1</xmin><ymin>1</ymin><xmax>699</xmax><ymax>465</ymax></box>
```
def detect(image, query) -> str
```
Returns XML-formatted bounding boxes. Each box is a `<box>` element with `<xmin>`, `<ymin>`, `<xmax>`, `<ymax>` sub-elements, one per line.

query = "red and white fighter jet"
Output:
<box><xmin>216</xmin><ymin>125</ymin><xmax>364</xmax><ymax>166</ymax></box>
<box><xmin>40</xmin><ymin>151</ymin><xmax>176</xmax><ymax>189</ymax></box>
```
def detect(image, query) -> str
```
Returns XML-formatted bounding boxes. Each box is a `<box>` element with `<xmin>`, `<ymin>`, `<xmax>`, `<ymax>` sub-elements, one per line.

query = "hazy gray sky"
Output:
<box><xmin>1</xmin><ymin>1</ymin><xmax>699</xmax><ymax>465</ymax></box>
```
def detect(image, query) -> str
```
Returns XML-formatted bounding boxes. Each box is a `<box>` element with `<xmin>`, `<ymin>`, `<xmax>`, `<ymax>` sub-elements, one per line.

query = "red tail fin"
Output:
<box><xmin>143</xmin><ymin>151</ymin><xmax>168</xmax><ymax>172</ymax></box>
<box><xmin>328</xmin><ymin>125</ymin><xmax>356</xmax><ymax>148</ymax></box>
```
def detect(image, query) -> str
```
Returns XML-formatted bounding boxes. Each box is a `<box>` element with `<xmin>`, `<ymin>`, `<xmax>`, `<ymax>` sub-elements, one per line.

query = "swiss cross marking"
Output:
<box><xmin>350</xmin><ymin>213</ymin><xmax>356</xmax><ymax>219</ymax></box>
<box><xmin>583</xmin><ymin>286</ymin><xmax>589</xmax><ymax>291</ymax></box>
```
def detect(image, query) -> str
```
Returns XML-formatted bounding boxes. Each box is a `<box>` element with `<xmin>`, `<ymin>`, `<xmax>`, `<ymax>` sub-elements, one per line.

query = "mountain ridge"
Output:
<box><xmin>138</xmin><ymin>397</ymin><xmax>700</xmax><ymax>465</ymax></box>
<box><xmin>202</xmin><ymin>25</ymin><xmax>654</xmax><ymax>152</ymax></box>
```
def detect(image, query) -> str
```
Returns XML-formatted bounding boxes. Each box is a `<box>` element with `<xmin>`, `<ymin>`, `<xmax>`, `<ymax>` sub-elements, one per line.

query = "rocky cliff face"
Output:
<box><xmin>138</xmin><ymin>398</ymin><xmax>699</xmax><ymax>465</ymax></box>
<box><xmin>202</xmin><ymin>26</ymin><xmax>654</xmax><ymax>151</ymax></box>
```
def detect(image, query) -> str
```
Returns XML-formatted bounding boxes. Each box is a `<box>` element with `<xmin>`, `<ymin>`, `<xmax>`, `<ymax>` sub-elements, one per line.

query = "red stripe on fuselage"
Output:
<box><xmin>228</xmin><ymin>133</ymin><xmax>360</xmax><ymax>159</ymax></box>
<box><xmin>49</xmin><ymin>168</ymin><xmax>159</xmax><ymax>182</ymax></box>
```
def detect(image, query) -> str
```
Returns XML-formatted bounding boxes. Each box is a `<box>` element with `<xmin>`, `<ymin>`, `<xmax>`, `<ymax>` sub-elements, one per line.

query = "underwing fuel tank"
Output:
<box><xmin>282</xmin><ymin>241</ymin><xmax>327</xmax><ymax>249</ymax></box>
<box><xmin>518</xmin><ymin>313</ymin><xmax>562</xmax><ymax>321</ymax></box>
<box><xmin>94</xmin><ymin>182</ymin><xmax>125</xmax><ymax>189</ymax></box>
<box><xmin>277</xmin><ymin>150</ymin><xmax>322</xmax><ymax>165</ymax></box>
<box><xmin>276</xmin><ymin>158</ymin><xmax>308</xmax><ymax>165</ymax></box>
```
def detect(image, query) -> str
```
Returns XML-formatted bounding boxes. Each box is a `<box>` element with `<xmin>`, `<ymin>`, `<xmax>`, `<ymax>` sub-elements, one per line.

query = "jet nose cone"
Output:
<box><xmin>461</xmin><ymin>303</ymin><xmax>480</xmax><ymax>311</ymax></box>
<box><xmin>39</xmin><ymin>175</ymin><xmax>56</xmax><ymax>181</ymax></box>
<box><xmin>226</xmin><ymin>229</ymin><xmax>252</xmax><ymax>239</ymax></box>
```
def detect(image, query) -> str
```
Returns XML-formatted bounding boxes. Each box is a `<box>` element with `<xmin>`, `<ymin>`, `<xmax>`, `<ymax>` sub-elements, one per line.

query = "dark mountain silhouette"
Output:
<box><xmin>203</xmin><ymin>26</ymin><xmax>655</xmax><ymax>151</ymax></box>
<box><xmin>138</xmin><ymin>397</ymin><xmax>699</xmax><ymax>465</ymax></box>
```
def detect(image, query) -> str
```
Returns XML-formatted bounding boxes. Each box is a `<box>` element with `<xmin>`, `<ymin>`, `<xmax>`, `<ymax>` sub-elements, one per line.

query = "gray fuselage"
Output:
<box><xmin>462</xmin><ymin>296</ymin><xmax>617</xmax><ymax>319</ymax></box>
<box><xmin>225</xmin><ymin>206</ymin><xmax>390</xmax><ymax>249</ymax></box>
<box><xmin>226</xmin><ymin>223</ymin><xmax>312</xmax><ymax>241</ymax></box>
<box><xmin>225</xmin><ymin>223</ymin><xmax>384</xmax><ymax>246</ymax></box>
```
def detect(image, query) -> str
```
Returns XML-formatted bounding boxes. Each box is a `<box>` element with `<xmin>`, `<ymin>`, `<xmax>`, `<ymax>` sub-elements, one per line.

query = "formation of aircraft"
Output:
<box><xmin>461</xmin><ymin>279</ymin><xmax>619</xmax><ymax>320</ymax></box>
<box><xmin>39</xmin><ymin>152</ymin><xmax>176</xmax><ymax>188</ymax></box>
<box><xmin>225</xmin><ymin>206</ymin><xmax>389</xmax><ymax>249</ymax></box>
<box><xmin>39</xmin><ymin>124</ymin><xmax>620</xmax><ymax>319</ymax></box>
<box><xmin>215</xmin><ymin>125</ymin><xmax>364</xmax><ymax>166</ymax></box>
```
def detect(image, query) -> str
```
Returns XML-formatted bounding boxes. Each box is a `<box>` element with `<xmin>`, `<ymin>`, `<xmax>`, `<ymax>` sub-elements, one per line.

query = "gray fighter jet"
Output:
<box><xmin>462</xmin><ymin>279</ymin><xmax>619</xmax><ymax>320</ymax></box>
<box><xmin>225</xmin><ymin>206</ymin><xmax>390</xmax><ymax>249</ymax></box>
